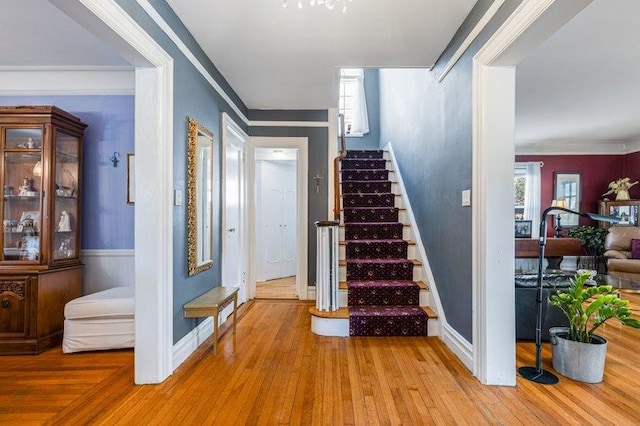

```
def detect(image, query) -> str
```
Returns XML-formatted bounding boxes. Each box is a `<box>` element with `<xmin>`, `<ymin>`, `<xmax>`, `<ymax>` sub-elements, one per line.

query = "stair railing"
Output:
<box><xmin>333</xmin><ymin>114</ymin><xmax>347</xmax><ymax>220</ymax></box>
<box><xmin>315</xmin><ymin>220</ymin><xmax>340</xmax><ymax>311</ymax></box>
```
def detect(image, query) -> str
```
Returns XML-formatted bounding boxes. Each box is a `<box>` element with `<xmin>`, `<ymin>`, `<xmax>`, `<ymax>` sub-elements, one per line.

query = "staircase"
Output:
<box><xmin>310</xmin><ymin>149</ymin><xmax>437</xmax><ymax>337</ymax></box>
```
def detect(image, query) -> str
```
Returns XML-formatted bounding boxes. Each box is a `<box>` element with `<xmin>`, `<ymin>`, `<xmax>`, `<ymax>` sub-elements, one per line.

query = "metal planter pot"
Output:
<box><xmin>549</xmin><ymin>327</ymin><xmax>608</xmax><ymax>383</ymax></box>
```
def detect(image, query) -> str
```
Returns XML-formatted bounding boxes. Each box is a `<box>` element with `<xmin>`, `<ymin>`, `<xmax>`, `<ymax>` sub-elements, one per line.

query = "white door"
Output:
<box><xmin>258</xmin><ymin>158</ymin><xmax>297</xmax><ymax>281</ymax></box>
<box><xmin>222</xmin><ymin>116</ymin><xmax>248</xmax><ymax>303</ymax></box>
<box><xmin>281</xmin><ymin>164</ymin><xmax>297</xmax><ymax>277</ymax></box>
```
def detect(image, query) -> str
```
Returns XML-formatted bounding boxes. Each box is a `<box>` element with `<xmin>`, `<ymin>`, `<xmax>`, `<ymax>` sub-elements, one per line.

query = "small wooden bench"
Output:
<box><xmin>183</xmin><ymin>286</ymin><xmax>239</xmax><ymax>354</ymax></box>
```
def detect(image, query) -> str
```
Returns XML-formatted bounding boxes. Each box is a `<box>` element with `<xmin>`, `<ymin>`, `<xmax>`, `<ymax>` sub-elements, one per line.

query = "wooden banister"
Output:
<box><xmin>333</xmin><ymin>114</ymin><xmax>347</xmax><ymax>220</ymax></box>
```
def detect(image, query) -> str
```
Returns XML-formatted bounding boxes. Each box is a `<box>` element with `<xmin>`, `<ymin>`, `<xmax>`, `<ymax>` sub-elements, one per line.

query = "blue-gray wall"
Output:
<box><xmin>116</xmin><ymin>0</ymin><xmax>249</xmax><ymax>344</ymax></box>
<box><xmin>346</xmin><ymin>69</ymin><xmax>380</xmax><ymax>151</ymax></box>
<box><xmin>377</xmin><ymin>0</ymin><xmax>523</xmax><ymax>341</ymax></box>
<box><xmin>0</xmin><ymin>95</ymin><xmax>134</xmax><ymax>250</ymax></box>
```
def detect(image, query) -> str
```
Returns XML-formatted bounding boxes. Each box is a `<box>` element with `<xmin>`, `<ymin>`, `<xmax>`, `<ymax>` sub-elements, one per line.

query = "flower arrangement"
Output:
<box><xmin>602</xmin><ymin>177</ymin><xmax>638</xmax><ymax>200</ymax></box>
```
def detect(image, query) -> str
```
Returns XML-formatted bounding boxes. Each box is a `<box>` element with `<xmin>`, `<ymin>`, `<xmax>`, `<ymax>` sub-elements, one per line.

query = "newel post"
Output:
<box><xmin>315</xmin><ymin>221</ymin><xmax>340</xmax><ymax>311</ymax></box>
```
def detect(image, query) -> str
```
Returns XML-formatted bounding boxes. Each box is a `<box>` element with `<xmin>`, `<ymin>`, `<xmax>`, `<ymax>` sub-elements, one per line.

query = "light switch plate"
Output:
<box><xmin>462</xmin><ymin>189</ymin><xmax>471</xmax><ymax>207</ymax></box>
<box><xmin>174</xmin><ymin>189</ymin><xmax>183</xmax><ymax>206</ymax></box>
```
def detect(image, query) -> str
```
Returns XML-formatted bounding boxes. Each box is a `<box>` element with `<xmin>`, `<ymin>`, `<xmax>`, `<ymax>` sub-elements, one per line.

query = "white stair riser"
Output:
<box><xmin>310</xmin><ymin>314</ymin><xmax>439</xmax><ymax>337</ymax></box>
<box><xmin>339</xmin><ymin>264</ymin><xmax>422</xmax><ymax>282</ymax></box>
<box><xmin>339</xmin><ymin>245</ymin><xmax>417</xmax><ymax>260</ymax></box>
<box><xmin>338</xmin><ymin>288</ymin><xmax>430</xmax><ymax>308</ymax></box>
<box><xmin>310</xmin><ymin>316</ymin><xmax>349</xmax><ymax>337</ymax></box>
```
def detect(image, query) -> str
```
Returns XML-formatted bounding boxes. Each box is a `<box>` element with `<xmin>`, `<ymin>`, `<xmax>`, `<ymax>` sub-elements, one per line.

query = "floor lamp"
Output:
<box><xmin>518</xmin><ymin>206</ymin><xmax>621</xmax><ymax>385</ymax></box>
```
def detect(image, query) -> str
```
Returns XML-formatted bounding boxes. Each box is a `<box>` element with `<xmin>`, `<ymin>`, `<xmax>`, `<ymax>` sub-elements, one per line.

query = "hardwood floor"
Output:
<box><xmin>256</xmin><ymin>276</ymin><xmax>297</xmax><ymax>299</ymax></box>
<box><xmin>1</xmin><ymin>295</ymin><xmax>639</xmax><ymax>425</ymax></box>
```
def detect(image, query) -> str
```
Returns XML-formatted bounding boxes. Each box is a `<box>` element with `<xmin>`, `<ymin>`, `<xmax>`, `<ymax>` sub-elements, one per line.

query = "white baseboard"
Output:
<box><xmin>442</xmin><ymin>322</ymin><xmax>474</xmax><ymax>372</ymax></box>
<box><xmin>173</xmin><ymin>317</ymin><xmax>214</xmax><ymax>370</ymax></box>
<box><xmin>81</xmin><ymin>249</ymin><xmax>135</xmax><ymax>295</ymax></box>
<box><xmin>307</xmin><ymin>286</ymin><xmax>316</xmax><ymax>301</ymax></box>
<box><xmin>172</xmin><ymin>305</ymin><xmax>236</xmax><ymax>370</ymax></box>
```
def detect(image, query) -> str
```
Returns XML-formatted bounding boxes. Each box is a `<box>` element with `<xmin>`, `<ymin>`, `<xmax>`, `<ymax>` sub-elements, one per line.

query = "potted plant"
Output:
<box><xmin>549</xmin><ymin>271</ymin><xmax>640</xmax><ymax>382</ymax></box>
<box><xmin>566</xmin><ymin>226</ymin><xmax>608</xmax><ymax>272</ymax></box>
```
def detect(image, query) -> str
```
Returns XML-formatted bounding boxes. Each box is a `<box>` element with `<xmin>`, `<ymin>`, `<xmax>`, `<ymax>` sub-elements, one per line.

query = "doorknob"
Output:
<box><xmin>228</xmin><ymin>228</ymin><xmax>236</xmax><ymax>233</ymax></box>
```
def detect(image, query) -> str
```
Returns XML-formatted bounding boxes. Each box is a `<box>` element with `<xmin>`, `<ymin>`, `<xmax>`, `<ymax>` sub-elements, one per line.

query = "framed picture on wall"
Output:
<box><xmin>515</xmin><ymin>220</ymin><xmax>532</xmax><ymax>238</ymax></box>
<box><xmin>554</xmin><ymin>172</ymin><xmax>581</xmax><ymax>227</ymax></box>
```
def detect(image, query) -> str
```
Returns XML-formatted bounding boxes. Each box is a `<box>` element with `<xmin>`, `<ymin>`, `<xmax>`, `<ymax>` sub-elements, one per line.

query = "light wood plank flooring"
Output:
<box><xmin>0</xmin><ymin>295</ymin><xmax>639</xmax><ymax>424</ymax></box>
<box><xmin>256</xmin><ymin>276</ymin><xmax>297</xmax><ymax>299</ymax></box>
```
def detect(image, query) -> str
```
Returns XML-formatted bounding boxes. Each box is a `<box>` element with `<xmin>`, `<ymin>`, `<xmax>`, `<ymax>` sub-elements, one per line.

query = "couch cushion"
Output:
<box><xmin>65</xmin><ymin>287</ymin><xmax>134</xmax><ymax>320</ymax></box>
<box><xmin>605</xmin><ymin>226</ymin><xmax>640</xmax><ymax>251</ymax></box>
<box><xmin>632</xmin><ymin>239</ymin><xmax>640</xmax><ymax>259</ymax></box>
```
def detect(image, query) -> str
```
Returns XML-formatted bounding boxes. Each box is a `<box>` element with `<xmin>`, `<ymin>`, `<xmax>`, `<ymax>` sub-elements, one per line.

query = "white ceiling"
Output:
<box><xmin>0</xmin><ymin>0</ymin><xmax>638</xmax><ymax>147</ymax></box>
<box><xmin>165</xmin><ymin>0</ymin><xmax>477</xmax><ymax>109</ymax></box>
<box><xmin>0</xmin><ymin>0</ymin><xmax>129</xmax><ymax>67</ymax></box>
<box><xmin>516</xmin><ymin>0</ymin><xmax>640</xmax><ymax>146</ymax></box>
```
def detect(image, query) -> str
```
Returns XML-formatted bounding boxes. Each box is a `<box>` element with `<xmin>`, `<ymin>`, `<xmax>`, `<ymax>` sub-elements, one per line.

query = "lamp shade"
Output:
<box><xmin>551</xmin><ymin>199</ymin><xmax>567</xmax><ymax>209</ymax></box>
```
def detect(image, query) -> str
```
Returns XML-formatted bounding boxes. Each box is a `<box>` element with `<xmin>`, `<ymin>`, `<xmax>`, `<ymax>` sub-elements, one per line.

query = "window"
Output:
<box><xmin>339</xmin><ymin>68</ymin><xmax>369</xmax><ymax>136</ymax></box>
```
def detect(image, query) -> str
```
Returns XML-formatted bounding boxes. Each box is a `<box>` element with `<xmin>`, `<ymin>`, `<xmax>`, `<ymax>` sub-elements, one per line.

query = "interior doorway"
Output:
<box><xmin>249</xmin><ymin>136</ymin><xmax>309</xmax><ymax>300</ymax></box>
<box><xmin>255</xmin><ymin>147</ymin><xmax>298</xmax><ymax>299</ymax></box>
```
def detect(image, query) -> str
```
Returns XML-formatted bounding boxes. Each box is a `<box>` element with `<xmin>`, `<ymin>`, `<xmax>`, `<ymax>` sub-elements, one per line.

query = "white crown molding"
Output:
<box><xmin>135</xmin><ymin>0</ymin><xmax>329</xmax><ymax>129</ymax></box>
<box><xmin>624</xmin><ymin>138</ymin><xmax>640</xmax><ymax>154</ymax></box>
<box><xmin>515</xmin><ymin>139</ymin><xmax>627</xmax><ymax>155</ymax></box>
<box><xmin>250</xmin><ymin>120</ymin><xmax>328</xmax><ymax>128</ymax></box>
<box><xmin>0</xmin><ymin>68</ymin><xmax>135</xmax><ymax>95</ymax></box>
<box><xmin>437</xmin><ymin>0</ymin><xmax>506</xmax><ymax>82</ymax></box>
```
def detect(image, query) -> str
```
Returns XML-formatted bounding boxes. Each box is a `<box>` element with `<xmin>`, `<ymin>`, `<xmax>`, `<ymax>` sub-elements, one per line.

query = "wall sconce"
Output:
<box><xmin>109</xmin><ymin>152</ymin><xmax>120</xmax><ymax>167</ymax></box>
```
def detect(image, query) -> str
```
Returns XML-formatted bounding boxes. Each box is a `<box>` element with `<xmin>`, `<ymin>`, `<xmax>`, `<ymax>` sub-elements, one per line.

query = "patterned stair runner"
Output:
<box><xmin>342</xmin><ymin>150</ymin><xmax>429</xmax><ymax>336</ymax></box>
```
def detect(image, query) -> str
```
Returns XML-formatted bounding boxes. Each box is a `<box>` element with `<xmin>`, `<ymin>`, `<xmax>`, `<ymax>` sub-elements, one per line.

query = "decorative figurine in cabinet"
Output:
<box><xmin>0</xmin><ymin>106</ymin><xmax>87</xmax><ymax>354</ymax></box>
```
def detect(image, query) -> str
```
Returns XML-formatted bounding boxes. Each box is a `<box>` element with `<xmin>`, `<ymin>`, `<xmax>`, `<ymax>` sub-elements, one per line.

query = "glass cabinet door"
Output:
<box><xmin>53</xmin><ymin>131</ymin><xmax>80</xmax><ymax>261</ymax></box>
<box><xmin>2</xmin><ymin>128</ymin><xmax>43</xmax><ymax>262</ymax></box>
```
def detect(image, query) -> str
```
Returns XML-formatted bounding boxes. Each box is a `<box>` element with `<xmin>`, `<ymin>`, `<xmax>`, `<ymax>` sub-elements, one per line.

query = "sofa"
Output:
<box><xmin>515</xmin><ymin>274</ymin><xmax>569</xmax><ymax>341</ymax></box>
<box><xmin>604</xmin><ymin>226</ymin><xmax>640</xmax><ymax>281</ymax></box>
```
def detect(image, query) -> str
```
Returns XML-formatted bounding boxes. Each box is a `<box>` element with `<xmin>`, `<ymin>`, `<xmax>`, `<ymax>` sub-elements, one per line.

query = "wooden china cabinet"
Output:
<box><xmin>0</xmin><ymin>106</ymin><xmax>86</xmax><ymax>354</ymax></box>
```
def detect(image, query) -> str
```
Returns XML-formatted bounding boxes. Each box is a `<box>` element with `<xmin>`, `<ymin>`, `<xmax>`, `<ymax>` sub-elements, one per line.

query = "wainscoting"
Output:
<box><xmin>81</xmin><ymin>249</ymin><xmax>135</xmax><ymax>294</ymax></box>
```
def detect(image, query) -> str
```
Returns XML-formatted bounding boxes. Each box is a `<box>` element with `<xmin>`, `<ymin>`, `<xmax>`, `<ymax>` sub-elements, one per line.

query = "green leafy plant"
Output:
<box><xmin>550</xmin><ymin>271</ymin><xmax>640</xmax><ymax>343</ymax></box>
<box><xmin>566</xmin><ymin>226</ymin><xmax>608</xmax><ymax>257</ymax></box>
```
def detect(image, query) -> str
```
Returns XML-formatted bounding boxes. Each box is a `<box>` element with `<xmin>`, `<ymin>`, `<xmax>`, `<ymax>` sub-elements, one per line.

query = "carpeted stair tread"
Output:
<box><xmin>349</xmin><ymin>306</ymin><xmax>428</xmax><ymax>336</ymax></box>
<box><xmin>345</xmin><ymin>259</ymin><xmax>415</xmax><ymax>281</ymax></box>
<box><xmin>345</xmin><ymin>150</ymin><xmax>384</xmax><ymax>159</ymax></box>
<box><xmin>348</xmin><ymin>281</ymin><xmax>420</xmax><ymax>306</ymax></box>
<box><xmin>344</xmin><ymin>222</ymin><xmax>404</xmax><ymax>241</ymax></box>
<box><xmin>343</xmin><ymin>207</ymin><xmax>399</xmax><ymax>223</ymax></box>
<box><xmin>341</xmin><ymin>169</ymin><xmax>389</xmax><ymax>181</ymax></box>
<box><xmin>340</xmin><ymin>280</ymin><xmax>428</xmax><ymax>290</ymax></box>
<box><xmin>341</xmin><ymin>159</ymin><xmax>386</xmax><ymax>170</ymax></box>
<box><xmin>343</xmin><ymin>193</ymin><xmax>395</xmax><ymax>208</ymax></box>
<box><xmin>345</xmin><ymin>239</ymin><xmax>408</xmax><ymax>259</ymax></box>
<box><xmin>342</xmin><ymin>181</ymin><xmax>392</xmax><ymax>194</ymax></box>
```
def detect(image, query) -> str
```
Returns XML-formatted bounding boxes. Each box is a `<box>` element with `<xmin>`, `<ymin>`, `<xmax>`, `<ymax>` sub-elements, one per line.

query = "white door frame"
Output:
<box><xmin>55</xmin><ymin>0</ymin><xmax>175</xmax><ymax>383</ymax></box>
<box><xmin>472</xmin><ymin>0</ymin><xmax>592</xmax><ymax>385</ymax></box>
<box><xmin>249</xmin><ymin>137</ymin><xmax>309</xmax><ymax>300</ymax></box>
<box><xmin>221</xmin><ymin>113</ymin><xmax>249</xmax><ymax>303</ymax></box>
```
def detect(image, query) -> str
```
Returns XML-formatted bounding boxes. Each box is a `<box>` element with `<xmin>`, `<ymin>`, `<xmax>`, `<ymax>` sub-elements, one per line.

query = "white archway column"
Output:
<box><xmin>472</xmin><ymin>0</ymin><xmax>593</xmax><ymax>385</ymax></box>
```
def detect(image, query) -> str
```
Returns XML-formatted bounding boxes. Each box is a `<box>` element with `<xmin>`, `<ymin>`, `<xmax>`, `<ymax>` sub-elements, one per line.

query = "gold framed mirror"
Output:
<box><xmin>187</xmin><ymin>117</ymin><xmax>214</xmax><ymax>276</ymax></box>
